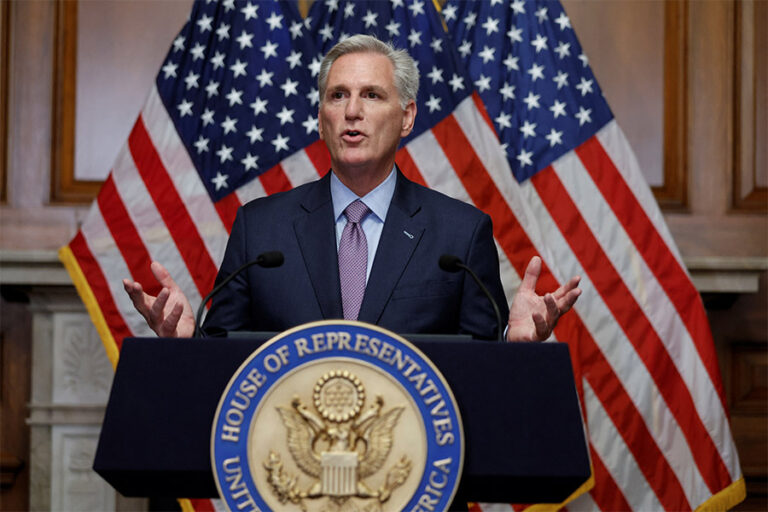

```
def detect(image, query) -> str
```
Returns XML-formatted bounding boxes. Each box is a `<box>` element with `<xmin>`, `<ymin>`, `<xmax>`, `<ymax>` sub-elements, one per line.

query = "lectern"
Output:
<box><xmin>94</xmin><ymin>336</ymin><xmax>590</xmax><ymax>504</ymax></box>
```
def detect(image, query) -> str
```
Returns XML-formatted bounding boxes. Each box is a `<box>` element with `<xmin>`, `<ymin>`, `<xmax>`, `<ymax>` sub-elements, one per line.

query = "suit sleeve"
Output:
<box><xmin>201</xmin><ymin>208</ymin><xmax>252</xmax><ymax>336</ymax></box>
<box><xmin>459</xmin><ymin>213</ymin><xmax>509</xmax><ymax>340</ymax></box>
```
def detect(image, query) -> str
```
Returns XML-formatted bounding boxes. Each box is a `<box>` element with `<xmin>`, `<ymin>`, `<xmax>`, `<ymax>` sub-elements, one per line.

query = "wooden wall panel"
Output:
<box><xmin>0</xmin><ymin>1</ymin><xmax>9</xmax><ymax>204</ymax></box>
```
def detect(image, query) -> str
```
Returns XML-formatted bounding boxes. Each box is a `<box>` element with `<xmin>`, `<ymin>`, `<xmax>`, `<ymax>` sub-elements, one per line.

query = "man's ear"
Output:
<box><xmin>317</xmin><ymin>109</ymin><xmax>325</xmax><ymax>140</ymax></box>
<box><xmin>400</xmin><ymin>100</ymin><xmax>417</xmax><ymax>137</ymax></box>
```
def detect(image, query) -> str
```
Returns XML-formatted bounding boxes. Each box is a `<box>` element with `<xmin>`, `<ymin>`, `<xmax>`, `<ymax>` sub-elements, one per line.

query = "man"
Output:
<box><xmin>123</xmin><ymin>35</ymin><xmax>581</xmax><ymax>341</ymax></box>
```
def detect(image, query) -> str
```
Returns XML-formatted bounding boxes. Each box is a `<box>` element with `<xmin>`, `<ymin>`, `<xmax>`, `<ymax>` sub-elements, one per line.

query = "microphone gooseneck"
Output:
<box><xmin>439</xmin><ymin>253</ymin><xmax>504</xmax><ymax>342</ymax></box>
<box><xmin>194</xmin><ymin>251</ymin><xmax>285</xmax><ymax>338</ymax></box>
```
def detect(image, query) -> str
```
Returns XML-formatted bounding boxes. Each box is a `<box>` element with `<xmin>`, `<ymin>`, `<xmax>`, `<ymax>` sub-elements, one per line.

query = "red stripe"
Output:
<box><xmin>128</xmin><ymin>117</ymin><xmax>217</xmax><ymax>298</ymax></box>
<box><xmin>471</xmin><ymin>91</ymin><xmax>496</xmax><ymax>135</ymax></box>
<box><xmin>215</xmin><ymin>191</ymin><xmax>242</xmax><ymax>233</ymax></box>
<box><xmin>98</xmin><ymin>176</ymin><xmax>161</xmax><ymax>297</ymax></box>
<box><xmin>69</xmin><ymin>232</ymin><xmax>133</xmax><ymax>350</ymax></box>
<box><xmin>396</xmin><ymin>147</ymin><xmax>428</xmax><ymax>186</ymax></box>
<box><xmin>532</xmin><ymin>166</ymin><xmax>732</xmax><ymax>494</ymax></box>
<box><xmin>304</xmin><ymin>138</ymin><xmax>331</xmax><ymax>176</ymax></box>
<box><xmin>259</xmin><ymin>163</ymin><xmax>293</xmax><ymax>195</ymax></box>
<box><xmin>589</xmin><ymin>443</ymin><xmax>633</xmax><ymax>511</ymax></box>
<box><xmin>575</xmin><ymin>137</ymin><xmax>727</xmax><ymax>408</ymax></box>
<box><xmin>429</xmin><ymin>113</ymin><xmax>690</xmax><ymax>509</ymax></box>
<box><xmin>187</xmin><ymin>499</ymin><xmax>215</xmax><ymax>512</ymax></box>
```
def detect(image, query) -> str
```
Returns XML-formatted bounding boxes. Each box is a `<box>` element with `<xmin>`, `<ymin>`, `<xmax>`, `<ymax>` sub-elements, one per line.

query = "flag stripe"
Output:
<box><xmin>97</xmin><ymin>176</ymin><xmax>160</xmax><ymax>297</ymax></box>
<box><xmin>259</xmin><ymin>164</ymin><xmax>293</xmax><ymax>195</ymax></box>
<box><xmin>586</xmin><ymin>445</ymin><xmax>632</xmax><ymax>512</ymax></box>
<box><xmin>396</xmin><ymin>147</ymin><xmax>428</xmax><ymax>187</ymax></box>
<box><xmin>574</xmin><ymin>136</ymin><xmax>727</xmax><ymax>409</ymax></box>
<box><xmin>70</xmin><ymin>231</ymin><xmax>133</xmax><ymax>349</ymax></box>
<box><xmin>214</xmin><ymin>192</ymin><xmax>241</xmax><ymax>234</ymax></box>
<box><xmin>303</xmin><ymin>138</ymin><xmax>331</xmax><ymax>176</ymax></box>
<box><xmin>128</xmin><ymin>116</ymin><xmax>217</xmax><ymax>298</ymax></box>
<box><xmin>532</xmin><ymin>166</ymin><xmax>731</xmax><ymax>494</ymax></box>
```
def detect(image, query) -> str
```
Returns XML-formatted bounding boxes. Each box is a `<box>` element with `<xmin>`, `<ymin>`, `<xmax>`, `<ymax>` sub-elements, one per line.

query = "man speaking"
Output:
<box><xmin>123</xmin><ymin>35</ymin><xmax>581</xmax><ymax>342</ymax></box>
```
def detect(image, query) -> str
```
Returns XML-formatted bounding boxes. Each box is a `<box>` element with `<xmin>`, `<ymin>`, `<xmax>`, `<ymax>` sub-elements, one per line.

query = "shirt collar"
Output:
<box><xmin>330</xmin><ymin>167</ymin><xmax>397</xmax><ymax>223</ymax></box>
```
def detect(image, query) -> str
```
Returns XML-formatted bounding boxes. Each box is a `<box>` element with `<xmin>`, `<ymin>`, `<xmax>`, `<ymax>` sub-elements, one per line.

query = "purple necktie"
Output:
<box><xmin>338</xmin><ymin>200</ymin><xmax>371</xmax><ymax>320</ymax></box>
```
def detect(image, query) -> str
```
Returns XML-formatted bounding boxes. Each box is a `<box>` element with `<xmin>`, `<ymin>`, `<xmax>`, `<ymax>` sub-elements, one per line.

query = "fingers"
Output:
<box><xmin>150</xmin><ymin>261</ymin><xmax>178</xmax><ymax>290</ymax></box>
<box><xmin>158</xmin><ymin>301</ymin><xmax>184</xmax><ymax>337</ymax></box>
<box><xmin>520</xmin><ymin>256</ymin><xmax>542</xmax><ymax>292</ymax></box>
<box><xmin>532</xmin><ymin>311</ymin><xmax>550</xmax><ymax>341</ymax></box>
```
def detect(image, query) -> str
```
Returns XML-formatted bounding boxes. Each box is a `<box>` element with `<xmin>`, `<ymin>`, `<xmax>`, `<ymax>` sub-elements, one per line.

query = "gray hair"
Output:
<box><xmin>317</xmin><ymin>34</ymin><xmax>420</xmax><ymax>110</ymax></box>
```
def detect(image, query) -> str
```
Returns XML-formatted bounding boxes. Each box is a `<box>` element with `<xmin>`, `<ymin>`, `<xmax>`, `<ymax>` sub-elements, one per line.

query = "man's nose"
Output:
<box><xmin>345</xmin><ymin>95</ymin><xmax>362</xmax><ymax>119</ymax></box>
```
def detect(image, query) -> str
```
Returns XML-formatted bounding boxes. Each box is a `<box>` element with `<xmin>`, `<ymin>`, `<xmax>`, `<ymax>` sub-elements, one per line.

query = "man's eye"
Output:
<box><xmin>331</xmin><ymin>91</ymin><xmax>344</xmax><ymax>99</ymax></box>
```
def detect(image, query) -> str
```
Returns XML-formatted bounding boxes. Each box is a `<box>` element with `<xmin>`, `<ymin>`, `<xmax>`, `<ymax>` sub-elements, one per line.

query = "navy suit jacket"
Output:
<box><xmin>203</xmin><ymin>170</ymin><xmax>509</xmax><ymax>340</ymax></box>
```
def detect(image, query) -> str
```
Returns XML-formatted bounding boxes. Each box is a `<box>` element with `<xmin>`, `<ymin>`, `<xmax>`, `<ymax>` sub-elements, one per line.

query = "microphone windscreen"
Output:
<box><xmin>439</xmin><ymin>254</ymin><xmax>463</xmax><ymax>273</ymax></box>
<box><xmin>257</xmin><ymin>251</ymin><xmax>284</xmax><ymax>268</ymax></box>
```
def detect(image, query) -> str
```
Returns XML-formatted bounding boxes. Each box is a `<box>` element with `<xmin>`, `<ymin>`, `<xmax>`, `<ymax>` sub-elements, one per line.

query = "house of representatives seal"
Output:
<box><xmin>211</xmin><ymin>320</ymin><xmax>464</xmax><ymax>512</ymax></box>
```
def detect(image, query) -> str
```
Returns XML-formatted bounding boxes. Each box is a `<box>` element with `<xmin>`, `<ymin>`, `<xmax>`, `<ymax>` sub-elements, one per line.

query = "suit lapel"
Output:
<box><xmin>358</xmin><ymin>172</ymin><xmax>424</xmax><ymax>325</ymax></box>
<box><xmin>294</xmin><ymin>174</ymin><xmax>344</xmax><ymax>320</ymax></box>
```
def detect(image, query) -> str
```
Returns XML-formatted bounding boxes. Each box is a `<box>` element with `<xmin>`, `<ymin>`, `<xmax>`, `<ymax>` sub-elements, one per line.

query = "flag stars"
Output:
<box><xmin>463</xmin><ymin>11</ymin><xmax>478</xmax><ymax>29</ymax></box>
<box><xmin>250</xmin><ymin>97</ymin><xmax>268</xmax><ymax>116</ymax></box>
<box><xmin>221</xmin><ymin>116</ymin><xmax>237</xmax><ymax>134</ymax></box>
<box><xmin>289</xmin><ymin>20</ymin><xmax>303</xmax><ymax>39</ymax></box>
<box><xmin>241</xmin><ymin>153</ymin><xmax>259</xmax><ymax>171</ymax></box>
<box><xmin>385</xmin><ymin>20</ymin><xmax>401</xmax><ymax>37</ymax></box>
<box><xmin>201</xmin><ymin>108</ymin><xmax>214</xmax><ymax>126</ymax></box>
<box><xmin>579</xmin><ymin>53</ymin><xmax>589</xmax><ymax>67</ymax></box>
<box><xmin>495</xmin><ymin>111</ymin><xmax>512</xmax><ymax>129</ymax></box>
<box><xmin>442</xmin><ymin>3</ymin><xmax>457</xmax><ymax>22</ymax></box>
<box><xmin>535</xmin><ymin>6</ymin><xmax>548</xmax><ymax>22</ymax></box>
<box><xmin>309</xmin><ymin>57</ymin><xmax>322</xmax><ymax>77</ymax></box>
<box><xmin>523</xmin><ymin>91</ymin><xmax>541</xmax><ymax>110</ymax></box>
<box><xmin>478</xmin><ymin>45</ymin><xmax>496</xmax><ymax>63</ymax></box>
<box><xmin>184</xmin><ymin>71</ymin><xmax>200</xmax><ymax>89</ymax></box>
<box><xmin>241</xmin><ymin>2</ymin><xmax>259</xmax><ymax>21</ymax></box>
<box><xmin>482</xmin><ymin>16</ymin><xmax>500</xmax><ymax>35</ymax></box>
<box><xmin>553</xmin><ymin>70</ymin><xmax>569</xmax><ymax>89</ymax></box>
<box><xmin>430</xmin><ymin>37</ymin><xmax>443</xmax><ymax>53</ymax></box>
<box><xmin>216</xmin><ymin>23</ymin><xmax>230</xmax><ymax>41</ymax></box>
<box><xmin>409</xmin><ymin>0</ymin><xmax>425</xmax><ymax>17</ymax></box>
<box><xmin>172</xmin><ymin>35</ymin><xmax>185</xmax><ymax>52</ymax></box>
<box><xmin>427</xmin><ymin>66</ymin><xmax>444</xmax><ymax>84</ymax></box>
<box><xmin>516</xmin><ymin>148</ymin><xmax>533</xmax><ymax>167</ymax></box>
<box><xmin>554</xmin><ymin>41</ymin><xmax>571</xmax><ymax>59</ymax></box>
<box><xmin>449</xmin><ymin>73</ymin><xmax>465</xmax><ymax>92</ymax></box>
<box><xmin>193</xmin><ymin>135</ymin><xmax>209</xmax><ymax>154</ymax></box>
<box><xmin>518</xmin><ymin>120</ymin><xmax>535</xmax><ymax>139</ymax></box>
<box><xmin>161</xmin><ymin>61</ymin><xmax>178</xmax><ymax>79</ymax></box>
<box><xmin>211</xmin><ymin>172</ymin><xmax>229</xmax><ymax>191</ymax></box>
<box><xmin>196</xmin><ymin>14</ymin><xmax>213</xmax><ymax>32</ymax></box>
<box><xmin>426</xmin><ymin>95</ymin><xmax>442</xmax><ymax>113</ymax></box>
<box><xmin>500</xmin><ymin>82</ymin><xmax>515</xmax><ymax>101</ymax></box>
<box><xmin>276</xmin><ymin>106</ymin><xmax>295</xmax><ymax>125</ymax></box>
<box><xmin>507</xmin><ymin>26</ymin><xmax>523</xmax><ymax>44</ymax></box>
<box><xmin>550</xmin><ymin>99</ymin><xmax>567</xmax><ymax>118</ymax></box>
<box><xmin>531</xmin><ymin>33</ymin><xmax>548</xmax><ymax>53</ymax></box>
<box><xmin>205</xmin><ymin>80</ymin><xmax>219</xmax><ymax>98</ymax></box>
<box><xmin>236</xmin><ymin>30</ymin><xmax>254</xmax><ymax>49</ymax></box>
<box><xmin>280</xmin><ymin>78</ymin><xmax>299</xmax><ymax>97</ymax></box>
<box><xmin>246</xmin><ymin>125</ymin><xmax>264</xmax><ymax>143</ymax></box>
<box><xmin>555</xmin><ymin>12</ymin><xmax>571</xmax><ymax>30</ymax></box>
<box><xmin>256</xmin><ymin>69</ymin><xmax>274</xmax><ymax>87</ymax></box>
<box><xmin>343</xmin><ymin>3</ymin><xmax>355</xmax><ymax>18</ymax></box>
<box><xmin>545</xmin><ymin>128</ymin><xmax>563</xmax><ymax>147</ymax></box>
<box><xmin>576</xmin><ymin>106</ymin><xmax>592</xmax><ymax>125</ymax></box>
<box><xmin>576</xmin><ymin>77</ymin><xmax>594</xmax><ymax>96</ymax></box>
<box><xmin>230</xmin><ymin>59</ymin><xmax>247</xmax><ymax>78</ymax></box>
<box><xmin>511</xmin><ymin>0</ymin><xmax>525</xmax><ymax>15</ymax></box>
<box><xmin>325</xmin><ymin>0</ymin><xmax>339</xmax><ymax>12</ymax></box>
<box><xmin>210</xmin><ymin>52</ymin><xmax>225</xmax><ymax>69</ymax></box>
<box><xmin>302</xmin><ymin>115</ymin><xmax>318</xmax><ymax>134</ymax></box>
<box><xmin>272</xmin><ymin>133</ymin><xmax>290</xmax><ymax>152</ymax></box>
<box><xmin>319</xmin><ymin>24</ymin><xmax>334</xmax><ymax>42</ymax></box>
<box><xmin>408</xmin><ymin>29</ymin><xmax>422</xmax><ymax>47</ymax></box>
<box><xmin>474</xmin><ymin>74</ymin><xmax>492</xmax><ymax>93</ymax></box>
<box><xmin>225</xmin><ymin>88</ymin><xmax>243</xmax><ymax>106</ymax></box>
<box><xmin>190</xmin><ymin>43</ymin><xmax>206</xmax><ymax>61</ymax></box>
<box><xmin>503</xmin><ymin>55</ymin><xmax>519</xmax><ymax>71</ymax></box>
<box><xmin>261</xmin><ymin>40</ymin><xmax>279</xmax><ymax>59</ymax></box>
<box><xmin>286</xmin><ymin>50</ymin><xmax>302</xmax><ymax>69</ymax></box>
<box><xmin>363</xmin><ymin>10</ymin><xmax>378</xmax><ymax>28</ymax></box>
<box><xmin>458</xmin><ymin>40</ymin><xmax>472</xmax><ymax>58</ymax></box>
<box><xmin>216</xmin><ymin>145</ymin><xmax>233</xmax><ymax>163</ymax></box>
<box><xmin>265</xmin><ymin>12</ymin><xmax>283</xmax><ymax>30</ymax></box>
<box><xmin>528</xmin><ymin>63</ymin><xmax>545</xmax><ymax>81</ymax></box>
<box><xmin>307</xmin><ymin>88</ymin><xmax>319</xmax><ymax>106</ymax></box>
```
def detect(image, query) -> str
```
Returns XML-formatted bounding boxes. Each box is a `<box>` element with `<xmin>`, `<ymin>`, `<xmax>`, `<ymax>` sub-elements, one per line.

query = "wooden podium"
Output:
<box><xmin>93</xmin><ymin>336</ymin><xmax>590</xmax><ymax>504</ymax></box>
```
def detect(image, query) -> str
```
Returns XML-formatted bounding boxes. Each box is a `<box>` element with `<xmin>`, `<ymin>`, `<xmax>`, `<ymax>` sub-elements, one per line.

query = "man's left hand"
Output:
<box><xmin>506</xmin><ymin>256</ymin><xmax>581</xmax><ymax>342</ymax></box>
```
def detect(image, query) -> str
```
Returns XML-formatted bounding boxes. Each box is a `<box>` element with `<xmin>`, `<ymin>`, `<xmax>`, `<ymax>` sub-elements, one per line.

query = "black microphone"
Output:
<box><xmin>194</xmin><ymin>251</ymin><xmax>284</xmax><ymax>337</ymax></box>
<box><xmin>439</xmin><ymin>254</ymin><xmax>504</xmax><ymax>342</ymax></box>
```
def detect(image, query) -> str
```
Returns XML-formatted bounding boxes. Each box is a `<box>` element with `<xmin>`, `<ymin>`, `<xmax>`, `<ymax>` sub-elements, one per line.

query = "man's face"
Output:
<box><xmin>318</xmin><ymin>52</ymin><xmax>416</xmax><ymax>178</ymax></box>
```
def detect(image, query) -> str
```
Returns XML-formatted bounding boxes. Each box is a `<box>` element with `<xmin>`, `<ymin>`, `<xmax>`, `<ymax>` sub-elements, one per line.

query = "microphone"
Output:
<box><xmin>439</xmin><ymin>254</ymin><xmax>504</xmax><ymax>342</ymax></box>
<box><xmin>194</xmin><ymin>251</ymin><xmax>284</xmax><ymax>337</ymax></box>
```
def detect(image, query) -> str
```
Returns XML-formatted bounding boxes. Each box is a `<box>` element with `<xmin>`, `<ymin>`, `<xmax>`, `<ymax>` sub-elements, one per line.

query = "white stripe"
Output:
<box><xmin>551</xmin><ymin>147</ymin><xmax>738</xmax><ymax>487</ymax></box>
<box><xmin>595</xmin><ymin>121</ymin><xmax>684</xmax><ymax>268</ymax></box>
<box><xmin>567</xmin><ymin>488</ymin><xmax>600</xmax><ymax>512</ymax></box>
<box><xmin>142</xmin><ymin>87</ymin><xmax>229</xmax><ymax>268</ymax></box>
<box><xmin>404</xmin><ymin>131</ymin><xmax>517</xmax><ymax>306</ymax></box>
<box><xmin>518</xmin><ymin>178</ymin><xmax>704</xmax><ymax>506</ymax></box>
<box><xmin>235</xmin><ymin>173</ymin><xmax>267</xmax><ymax>205</ymax></box>
<box><xmin>582</xmin><ymin>380</ymin><xmax>664</xmax><ymax>511</ymax></box>
<box><xmin>110</xmin><ymin>141</ymin><xmax>204</xmax><ymax>313</ymax></box>
<box><xmin>281</xmin><ymin>147</ymin><xmax>323</xmax><ymax>187</ymax></box>
<box><xmin>79</xmin><ymin>203</ymin><xmax>153</xmax><ymax>338</ymax></box>
<box><xmin>475</xmin><ymin>504</ymin><xmax>513</xmax><ymax>511</ymax></box>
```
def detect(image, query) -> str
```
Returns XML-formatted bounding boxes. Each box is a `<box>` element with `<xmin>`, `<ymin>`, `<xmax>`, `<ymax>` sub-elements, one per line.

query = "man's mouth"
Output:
<box><xmin>342</xmin><ymin>130</ymin><xmax>364</xmax><ymax>141</ymax></box>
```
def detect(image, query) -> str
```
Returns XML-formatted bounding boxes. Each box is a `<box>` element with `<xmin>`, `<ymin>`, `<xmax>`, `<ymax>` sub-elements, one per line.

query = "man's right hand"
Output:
<box><xmin>122</xmin><ymin>261</ymin><xmax>196</xmax><ymax>338</ymax></box>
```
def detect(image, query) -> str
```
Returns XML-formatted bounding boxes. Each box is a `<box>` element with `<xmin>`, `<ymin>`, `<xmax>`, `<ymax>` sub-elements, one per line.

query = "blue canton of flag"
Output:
<box><xmin>156</xmin><ymin>0</ymin><xmax>321</xmax><ymax>201</ymax></box>
<box><xmin>307</xmin><ymin>0</ymin><xmax>474</xmax><ymax>146</ymax></box>
<box><xmin>443</xmin><ymin>0</ymin><xmax>612</xmax><ymax>182</ymax></box>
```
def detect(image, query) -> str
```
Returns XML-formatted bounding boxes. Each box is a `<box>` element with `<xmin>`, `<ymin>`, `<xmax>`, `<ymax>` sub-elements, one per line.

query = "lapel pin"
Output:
<box><xmin>403</xmin><ymin>230</ymin><xmax>414</xmax><ymax>239</ymax></box>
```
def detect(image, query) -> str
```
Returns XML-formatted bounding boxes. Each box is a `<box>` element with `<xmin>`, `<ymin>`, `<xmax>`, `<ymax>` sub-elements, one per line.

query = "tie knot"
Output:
<box><xmin>344</xmin><ymin>200</ymin><xmax>370</xmax><ymax>224</ymax></box>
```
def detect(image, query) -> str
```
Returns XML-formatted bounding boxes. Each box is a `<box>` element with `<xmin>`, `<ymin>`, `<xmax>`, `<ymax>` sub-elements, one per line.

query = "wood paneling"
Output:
<box><xmin>733</xmin><ymin>0</ymin><xmax>768</xmax><ymax>212</ymax></box>
<box><xmin>0</xmin><ymin>1</ymin><xmax>9</xmax><ymax>204</ymax></box>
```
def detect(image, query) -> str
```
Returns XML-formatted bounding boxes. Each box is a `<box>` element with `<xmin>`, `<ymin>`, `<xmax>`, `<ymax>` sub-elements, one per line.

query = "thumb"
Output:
<box><xmin>150</xmin><ymin>261</ymin><xmax>178</xmax><ymax>290</ymax></box>
<box><xmin>520</xmin><ymin>255</ymin><xmax>542</xmax><ymax>292</ymax></box>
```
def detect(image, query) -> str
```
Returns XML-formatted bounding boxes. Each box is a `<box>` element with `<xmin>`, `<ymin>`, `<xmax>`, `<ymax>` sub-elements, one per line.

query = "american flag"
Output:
<box><xmin>59</xmin><ymin>0</ymin><xmax>745</xmax><ymax>510</ymax></box>
<box><xmin>443</xmin><ymin>0</ymin><xmax>745</xmax><ymax>510</ymax></box>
